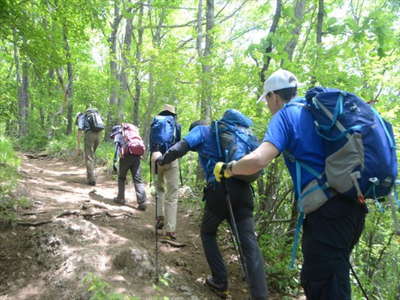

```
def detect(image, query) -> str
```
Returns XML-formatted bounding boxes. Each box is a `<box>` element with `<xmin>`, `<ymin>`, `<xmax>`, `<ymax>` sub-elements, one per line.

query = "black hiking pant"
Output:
<box><xmin>117</xmin><ymin>154</ymin><xmax>147</xmax><ymax>205</ymax></box>
<box><xmin>201</xmin><ymin>180</ymin><xmax>268</xmax><ymax>300</ymax></box>
<box><xmin>300</xmin><ymin>195</ymin><xmax>367</xmax><ymax>300</ymax></box>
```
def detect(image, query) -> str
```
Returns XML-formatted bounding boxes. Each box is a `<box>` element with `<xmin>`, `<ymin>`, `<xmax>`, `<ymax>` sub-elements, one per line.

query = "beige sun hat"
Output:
<box><xmin>160</xmin><ymin>104</ymin><xmax>176</xmax><ymax>114</ymax></box>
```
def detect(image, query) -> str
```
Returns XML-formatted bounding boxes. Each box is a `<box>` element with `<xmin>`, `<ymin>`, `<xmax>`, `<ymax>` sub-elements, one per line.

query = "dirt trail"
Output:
<box><xmin>0</xmin><ymin>155</ymin><xmax>257</xmax><ymax>300</ymax></box>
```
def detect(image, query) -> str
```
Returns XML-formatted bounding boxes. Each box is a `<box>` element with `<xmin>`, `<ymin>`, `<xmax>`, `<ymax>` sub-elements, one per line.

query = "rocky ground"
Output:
<box><xmin>0</xmin><ymin>154</ymin><xmax>271</xmax><ymax>300</ymax></box>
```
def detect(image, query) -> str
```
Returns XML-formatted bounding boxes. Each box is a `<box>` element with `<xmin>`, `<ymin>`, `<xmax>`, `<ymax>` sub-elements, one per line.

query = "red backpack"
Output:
<box><xmin>121</xmin><ymin>123</ymin><xmax>145</xmax><ymax>157</ymax></box>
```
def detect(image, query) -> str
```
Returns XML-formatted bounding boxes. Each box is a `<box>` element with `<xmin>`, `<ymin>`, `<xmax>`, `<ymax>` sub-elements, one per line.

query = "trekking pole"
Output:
<box><xmin>149</xmin><ymin>158</ymin><xmax>152</xmax><ymax>187</ymax></box>
<box><xmin>349</xmin><ymin>262</ymin><xmax>369</xmax><ymax>300</ymax></box>
<box><xmin>178</xmin><ymin>160</ymin><xmax>184</xmax><ymax>187</ymax></box>
<box><xmin>154</xmin><ymin>161</ymin><xmax>159</xmax><ymax>283</ymax></box>
<box><xmin>223</xmin><ymin>180</ymin><xmax>252</xmax><ymax>296</ymax></box>
<box><xmin>155</xmin><ymin>193</ymin><xmax>159</xmax><ymax>283</ymax></box>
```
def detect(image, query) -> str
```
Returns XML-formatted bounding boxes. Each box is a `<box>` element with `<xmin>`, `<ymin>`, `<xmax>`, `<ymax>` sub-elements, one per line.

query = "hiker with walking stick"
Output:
<box><xmin>214</xmin><ymin>69</ymin><xmax>397</xmax><ymax>299</ymax></box>
<box><xmin>149</xmin><ymin>104</ymin><xmax>182</xmax><ymax>243</ymax></box>
<box><xmin>156</xmin><ymin>119</ymin><xmax>268</xmax><ymax>300</ymax></box>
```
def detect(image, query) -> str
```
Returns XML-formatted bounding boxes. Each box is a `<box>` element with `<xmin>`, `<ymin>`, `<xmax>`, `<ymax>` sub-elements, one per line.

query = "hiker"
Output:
<box><xmin>76</xmin><ymin>108</ymin><xmax>104</xmax><ymax>186</ymax></box>
<box><xmin>110</xmin><ymin>123</ymin><xmax>147</xmax><ymax>210</ymax></box>
<box><xmin>149</xmin><ymin>104</ymin><xmax>181</xmax><ymax>242</ymax></box>
<box><xmin>156</xmin><ymin>120</ymin><xmax>268</xmax><ymax>300</ymax></box>
<box><xmin>214</xmin><ymin>69</ymin><xmax>368</xmax><ymax>300</ymax></box>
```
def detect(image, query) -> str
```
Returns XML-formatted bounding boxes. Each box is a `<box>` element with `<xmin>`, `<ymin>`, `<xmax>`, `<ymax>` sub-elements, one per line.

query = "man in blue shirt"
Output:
<box><xmin>214</xmin><ymin>69</ymin><xmax>367</xmax><ymax>300</ymax></box>
<box><xmin>157</xmin><ymin>120</ymin><xmax>268</xmax><ymax>300</ymax></box>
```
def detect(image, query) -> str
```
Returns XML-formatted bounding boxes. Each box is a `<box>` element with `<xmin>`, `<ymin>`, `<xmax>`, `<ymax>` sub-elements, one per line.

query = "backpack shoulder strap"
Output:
<box><xmin>213</xmin><ymin>121</ymin><xmax>223</xmax><ymax>159</ymax></box>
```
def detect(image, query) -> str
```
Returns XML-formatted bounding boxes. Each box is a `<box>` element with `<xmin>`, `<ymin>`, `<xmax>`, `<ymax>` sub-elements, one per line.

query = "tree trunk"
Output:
<box><xmin>195</xmin><ymin>0</ymin><xmax>203</xmax><ymax>119</ymax></box>
<box><xmin>196</xmin><ymin>0</ymin><xmax>203</xmax><ymax>57</ymax></box>
<box><xmin>296</xmin><ymin>5</ymin><xmax>317</xmax><ymax>62</ymax></box>
<box><xmin>132</xmin><ymin>2</ymin><xmax>144</xmax><ymax>125</ymax></box>
<box><xmin>119</xmin><ymin>8</ymin><xmax>134</xmax><ymax>123</ymax></box>
<box><xmin>13</xmin><ymin>31</ymin><xmax>30</xmax><ymax>137</ymax></box>
<box><xmin>142</xmin><ymin>1</ymin><xmax>167</xmax><ymax>150</ymax></box>
<box><xmin>316</xmin><ymin>0</ymin><xmax>324</xmax><ymax>44</ymax></box>
<box><xmin>63</xmin><ymin>24</ymin><xmax>74</xmax><ymax>135</ymax></box>
<box><xmin>310</xmin><ymin>0</ymin><xmax>324</xmax><ymax>85</ymax></box>
<box><xmin>196</xmin><ymin>0</ymin><xmax>213</xmax><ymax>123</ymax></box>
<box><xmin>19</xmin><ymin>61</ymin><xmax>30</xmax><ymax>137</ymax></box>
<box><xmin>106</xmin><ymin>0</ymin><xmax>122</xmax><ymax>140</ymax></box>
<box><xmin>260</xmin><ymin>0</ymin><xmax>282</xmax><ymax>83</ymax></box>
<box><xmin>200</xmin><ymin>0</ymin><xmax>214</xmax><ymax>123</ymax></box>
<box><xmin>283</xmin><ymin>0</ymin><xmax>306</xmax><ymax>63</ymax></box>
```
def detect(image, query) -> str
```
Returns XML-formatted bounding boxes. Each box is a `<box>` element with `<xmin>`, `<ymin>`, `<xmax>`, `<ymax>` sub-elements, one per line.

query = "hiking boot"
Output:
<box><xmin>156</xmin><ymin>216</ymin><xmax>164</xmax><ymax>230</ymax></box>
<box><xmin>205</xmin><ymin>277</ymin><xmax>229</xmax><ymax>299</ymax></box>
<box><xmin>160</xmin><ymin>232</ymin><xmax>185</xmax><ymax>247</ymax></box>
<box><xmin>113</xmin><ymin>197</ymin><xmax>126</xmax><ymax>205</ymax></box>
<box><xmin>137</xmin><ymin>203</ymin><xmax>147</xmax><ymax>211</ymax></box>
<box><xmin>164</xmin><ymin>232</ymin><xmax>176</xmax><ymax>241</ymax></box>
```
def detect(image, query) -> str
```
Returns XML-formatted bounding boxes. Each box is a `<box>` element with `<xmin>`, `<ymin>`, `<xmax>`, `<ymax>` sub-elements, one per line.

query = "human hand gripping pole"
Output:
<box><xmin>213</xmin><ymin>161</ymin><xmax>235</xmax><ymax>182</ymax></box>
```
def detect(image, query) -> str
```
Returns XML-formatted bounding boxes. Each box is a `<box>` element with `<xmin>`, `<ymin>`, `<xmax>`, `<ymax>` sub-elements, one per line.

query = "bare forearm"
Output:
<box><xmin>231</xmin><ymin>142</ymin><xmax>279</xmax><ymax>176</ymax></box>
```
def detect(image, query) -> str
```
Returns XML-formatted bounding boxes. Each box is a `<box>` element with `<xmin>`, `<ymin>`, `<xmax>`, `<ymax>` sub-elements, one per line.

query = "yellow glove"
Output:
<box><xmin>214</xmin><ymin>161</ymin><xmax>234</xmax><ymax>182</ymax></box>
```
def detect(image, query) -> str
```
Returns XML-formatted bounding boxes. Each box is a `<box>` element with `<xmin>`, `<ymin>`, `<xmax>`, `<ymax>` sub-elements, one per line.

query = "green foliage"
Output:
<box><xmin>0</xmin><ymin>130</ymin><xmax>28</xmax><ymax>222</ymax></box>
<box><xmin>46</xmin><ymin>134</ymin><xmax>77</xmax><ymax>158</ymax></box>
<box><xmin>95</xmin><ymin>140</ymin><xmax>116</xmax><ymax>167</ymax></box>
<box><xmin>18</xmin><ymin>131</ymin><xmax>49</xmax><ymax>152</ymax></box>
<box><xmin>83</xmin><ymin>273</ymin><xmax>140</xmax><ymax>300</ymax></box>
<box><xmin>45</xmin><ymin>132</ymin><xmax>114</xmax><ymax>168</ymax></box>
<box><xmin>0</xmin><ymin>133</ymin><xmax>20</xmax><ymax>168</ymax></box>
<box><xmin>157</xmin><ymin>272</ymin><xmax>173</xmax><ymax>287</ymax></box>
<box><xmin>352</xmin><ymin>205</ymin><xmax>400</xmax><ymax>299</ymax></box>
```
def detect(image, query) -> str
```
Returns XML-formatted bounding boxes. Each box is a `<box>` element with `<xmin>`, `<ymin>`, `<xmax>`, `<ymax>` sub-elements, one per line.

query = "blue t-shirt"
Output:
<box><xmin>183</xmin><ymin>125</ymin><xmax>222</xmax><ymax>183</ymax></box>
<box><xmin>263</xmin><ymin>97</ymin><xmax>326</xmax><ymax>198</ymax></box>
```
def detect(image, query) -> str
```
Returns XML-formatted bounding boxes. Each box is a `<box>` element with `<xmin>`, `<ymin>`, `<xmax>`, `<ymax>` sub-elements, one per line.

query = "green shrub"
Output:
<box><xmin>18</xmin><ymin>131</ymin><xmax>49</xmax><ymax>151</ymax></box>
<box><xmin>0</xmin><ymin>134</ymin><xmax>25</xmax><ymax>222</ymax></box>
<box><xmin>46</xmin><ymin>135</ymin><xmax>76</xmax><ymax>158</ymax></box>
<box><xmin>0</xmin><ymin>135</ymin><xmax>20</xmax><ymax>168</ymax></box>
<box><xmin>83</xmin><ymin>273</ymin><xmax>140</xmax><ymax>300</ymax></box>
<box><xmin>95</xmin><ymin>140</ymin><xmax>115</xmax><ymax>166</ymax></box>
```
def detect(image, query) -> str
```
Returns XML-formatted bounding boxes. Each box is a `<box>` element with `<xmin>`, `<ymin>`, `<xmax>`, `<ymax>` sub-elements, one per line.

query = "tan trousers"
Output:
<box><xmin>84</xmin><ymin>131</ymin><xmax>100</xmax><ymax>183</ymax></box>
<box><xmin>154</xmin><ymin>159</ymin><xmax>179</xmax><ymax>232</ymax></box>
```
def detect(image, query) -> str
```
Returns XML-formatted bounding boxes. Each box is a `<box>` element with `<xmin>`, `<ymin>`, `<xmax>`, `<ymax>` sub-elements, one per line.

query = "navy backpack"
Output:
<box><xmin>85</xmin><ymin>109</ymin><xmax>104</xmax><ymax>132</ymax></box>
<box><xmin>212</xmin><ymin>109</ymin><xmax>261</xmax><ymax>183</ymax></box>
<box><xmin>305</xmin><ymin>87</ymin><xmax>397</xmax><ymax>204</ymax></box>
<box><xmin>149</xmin><ymin>115</ymin><xmax>177</xmax><ymax>153</ymax></box>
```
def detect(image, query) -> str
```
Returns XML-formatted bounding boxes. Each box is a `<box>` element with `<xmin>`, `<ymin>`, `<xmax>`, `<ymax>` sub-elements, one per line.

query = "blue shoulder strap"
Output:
<box><xmin>214</xmin><ymin>121</ymin><xmax>223</xmax><ymax>159</ymax></box>
<box><xmin>285</xmin><ymin>151</ymin><xmax>326</xmax><ymax>269</ymax></box>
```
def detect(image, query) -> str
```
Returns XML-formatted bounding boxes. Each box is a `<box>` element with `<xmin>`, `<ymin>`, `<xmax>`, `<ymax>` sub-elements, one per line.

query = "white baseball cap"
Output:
<box><xmin>257</xmin><ymin>69</ymin><xmax>299</xmax><ymax>103</ymax></box>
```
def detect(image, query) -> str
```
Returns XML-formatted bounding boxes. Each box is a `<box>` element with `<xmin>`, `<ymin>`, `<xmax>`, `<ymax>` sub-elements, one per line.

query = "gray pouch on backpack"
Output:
<box><xmin>325</xmin><ymin>133</ymin><xmax>364</xmax><ymax>194</ymax></box>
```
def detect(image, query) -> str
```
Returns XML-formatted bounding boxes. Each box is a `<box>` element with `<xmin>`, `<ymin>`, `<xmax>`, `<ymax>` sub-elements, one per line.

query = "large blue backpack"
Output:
<box><xmin>288</xmin><ymin>87</ymin><xmax>398</xmax><ymax>268</ymax></box>
<box><xmin>150</xmin><ymin>115</ymin><xmax>177</xmax><ymax>153</ymax></box>
<box><xmin>305</xmin><ymin>87</ymin><xmax>397</xmax><ymax>203</ymax></box>
<box><xmin>212</xmin><ymin>109</ymin><xmax>261</xmax><ymax>182</ymax></box>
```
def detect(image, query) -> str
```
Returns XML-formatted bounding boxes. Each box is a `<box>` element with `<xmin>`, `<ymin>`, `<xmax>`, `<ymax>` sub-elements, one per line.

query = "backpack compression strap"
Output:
<box><xmin>311</xmin><ymin>96</ymin><xmax>363</xmax><ymax>142</ymax></box>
